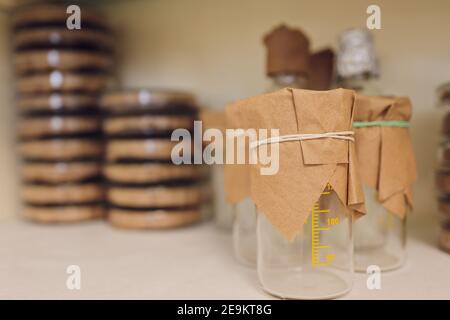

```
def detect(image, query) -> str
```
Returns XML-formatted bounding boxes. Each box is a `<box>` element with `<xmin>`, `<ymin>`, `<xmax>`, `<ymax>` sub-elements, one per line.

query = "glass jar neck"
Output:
<box><xmin>340</xmin><ymin>73</ymin><xmax>381</xmax><ymax>96</ymax></box>
<box><xmin>270</xmin><ymin>73</ymin><xmax>308</xmax><ymax>90</ymax></box>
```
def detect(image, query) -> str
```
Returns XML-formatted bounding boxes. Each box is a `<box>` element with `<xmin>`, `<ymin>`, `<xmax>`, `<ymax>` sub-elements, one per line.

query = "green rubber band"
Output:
<box><xmin>353</xmin><ymin>120</ymin><xmax>410</xmax><ymax>128</ymax></box>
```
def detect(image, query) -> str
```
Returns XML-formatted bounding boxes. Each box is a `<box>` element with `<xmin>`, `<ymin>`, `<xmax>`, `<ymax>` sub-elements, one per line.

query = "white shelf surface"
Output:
<box><xmin>0</xmin><ymin>216</ymin><xmax>449</xmax><ymax>299</ymax></box>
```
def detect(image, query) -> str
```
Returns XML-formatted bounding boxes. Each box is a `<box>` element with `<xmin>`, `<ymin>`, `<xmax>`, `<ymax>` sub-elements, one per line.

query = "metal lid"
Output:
<box><xmin>337</xmin><ymin>28</ymin><xmax>378</xmax><ymax>78</ymax></box>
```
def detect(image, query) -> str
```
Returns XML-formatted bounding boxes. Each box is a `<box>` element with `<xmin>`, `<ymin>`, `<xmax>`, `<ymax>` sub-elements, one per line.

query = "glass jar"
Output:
<box><xmin>268</xmin><ymin>73</ymin><xmax>308</xmax><ymax>92</ymax></box>
<box><xmin>233</xmin><ymin>197</ymin><xmax>257</xmax><ymax>266</ymax></box>
<box><xmin>341</xmin><ymin>74</ymin><xmax>408</xmax><ymax>271</ymax></box>
<box><xmin>339</xmin><ymin>74</ymin><xmax>381</xmax><ymax>96</ymax></box>
<box><xmin>354</xmin><ymin>186</ymin><xmax>407</xmax><ymax>271</ymax></box>
<box><xmin>213</xmin><ymin>165</ymin><xmax>233</xmax><ymax>230</ymax></box>
<box><xmin>257</xmin><ymin>184</ymin><xmax>353</xmax><ymax>299</ymax></box>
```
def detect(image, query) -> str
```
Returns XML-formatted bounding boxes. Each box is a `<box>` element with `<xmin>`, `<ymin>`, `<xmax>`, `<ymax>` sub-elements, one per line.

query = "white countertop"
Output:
<box><xmin>0</xmin><ymin>216</ymin><xmax>449</xmax><ymax>300</ymax></box>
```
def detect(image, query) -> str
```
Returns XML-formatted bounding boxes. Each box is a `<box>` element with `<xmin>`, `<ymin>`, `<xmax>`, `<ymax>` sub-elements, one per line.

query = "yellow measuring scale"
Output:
<box><xmin>257</xmin><ymin>182</ymin><xmax>353</xmax><ymax>299</ymax></box>
<box><xmin>311</xmin><ymin>183</ymin><xmax>338</xmax><ymax>267</ymax></box>
<box><xmin>305</xmin><ymin>182</ymin><xmax>353</xmax><ymax>298</ymax></box>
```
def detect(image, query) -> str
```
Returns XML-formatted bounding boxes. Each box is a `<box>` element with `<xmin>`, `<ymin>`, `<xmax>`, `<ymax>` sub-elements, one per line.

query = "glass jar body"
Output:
<box><xmin>233</xmin><ymin>197</ymin><xmax>257</xmax><ymax>266</ymax></box>
<box><xmin>257</xmin><ymin>187</ymin><xmax>353</xmax><ymax>299</ymax></box>
<box><xmin>339</xmin><ymin>74</ymin><xmax>381</xmax><ymax>96</ymax></box>
<box><xmin>354</xmin><ymin>186</ymin><xmax>407</xmax><ymax>272</ymax></box>
<box><xmin>213</xmin><ymin>165</ymin><xmax>233</xmax><ymax>230</ymax></box>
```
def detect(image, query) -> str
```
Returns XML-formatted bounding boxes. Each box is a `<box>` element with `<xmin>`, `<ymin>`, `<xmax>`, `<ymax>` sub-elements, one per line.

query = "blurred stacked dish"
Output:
<box><xmin>436</xmin><ymin>82</ymin><xmax>450</xmax><ymax>252</ymax></box>
<box><xmin>100</xmin><ymin>89</ymin><xmax>204</xmax><ymax>229</ymax></box>
<box><xmin>13</xmin><ymin>3</ymin><xmax>114</xmax><ymax>223</ymax></box>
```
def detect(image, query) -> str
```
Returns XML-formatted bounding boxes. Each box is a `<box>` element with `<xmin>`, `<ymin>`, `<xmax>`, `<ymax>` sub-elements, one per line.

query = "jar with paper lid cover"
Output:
<box><xmin>226</xmin><ymin>25</ymin><xmax>313</xmax><ymax>268</ymax></box>
<box><xmin>352</xmin><ymin>95</ymin><xmax>416</xmax><ymax>271</ymax></box>
<box><xmin>225</xmin><ymin>25</ymin><xmax>313</xmax><ymax>267</ymax></box>
<box><xmin>337</xmin><ymin>28</ymin><xmax>415</xmax><ymax>271</ymax></box>
<box><xmin>227</xmin><ymin>88</ymin><xmax>364</xmax><ymax>299</ymax></box>
<box><xmin>264</xmin><ymin>25</ymin><xmax>310</xmax><ymax>92</ymax></box>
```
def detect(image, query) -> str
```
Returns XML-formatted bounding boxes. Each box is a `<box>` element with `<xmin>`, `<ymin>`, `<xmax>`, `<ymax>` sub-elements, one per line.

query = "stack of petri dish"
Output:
<box><xmin>13</xmin><ymin>3</ymin><xmax>114</xmax><ymax>223</ymax></box>
<box><xmin>437</xmin><ymin>82</ymin><xmax>450</xmax><ymax>253</ymax></box>
<box><xmin>100</xmin><ymin>89</ymin><xmax>204</xmax><ymax>229</ymax></box>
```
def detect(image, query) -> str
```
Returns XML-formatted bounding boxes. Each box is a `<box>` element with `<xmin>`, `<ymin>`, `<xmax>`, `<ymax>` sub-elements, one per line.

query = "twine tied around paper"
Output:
<box><xmin>353</xmin><ymin>120</ymin><xmax>410</xmax><ymax>128</ymax></box>
<box><xmin>250</xmin><ymin>131</ymin><xmax>355</xmax><ymax>150</ymax></box>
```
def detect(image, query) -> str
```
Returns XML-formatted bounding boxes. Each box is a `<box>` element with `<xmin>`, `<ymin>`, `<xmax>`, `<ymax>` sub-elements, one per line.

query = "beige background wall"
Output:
<box><xmin>0</xmin><ymin>0</ymin><xmax>449</xmax><ymax>220</ymax></box>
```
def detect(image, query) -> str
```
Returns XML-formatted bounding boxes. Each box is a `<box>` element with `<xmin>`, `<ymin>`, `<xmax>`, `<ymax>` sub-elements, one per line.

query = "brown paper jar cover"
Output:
<box><xmin>264</xmin><ymin>25</ymin><xmax>310</xmax><ymax>77</ymax></box>
<box><xmin>200</xmin><ymin>110</ymin><xmax>226</xmax><ymax>133</ymax></box>
<box><xmin>308</xmin><ymin>48</ymin><xmax>335</xmax><ymax>90</ymax></box>
<box><xmin>354</xmin><ymin>95</ymin><xmax>417</xmax><ymax>219</ymax></box>
<box><xmin>226</xmin><ymin>88</ymin><xmax>365</xmax><ymax>241</ymax></box>
<box><xmin>223</xmin><ymin>103</ymin><xmax>251</xmax><ymax>204</ymax></box>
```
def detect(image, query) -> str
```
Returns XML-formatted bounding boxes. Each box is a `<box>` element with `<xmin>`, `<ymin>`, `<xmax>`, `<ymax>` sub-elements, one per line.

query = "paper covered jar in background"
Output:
<box><xmin>353</xmin><ymin>95</ymin><xmax>417</xmax><ymax>271</ymax></box>
<box><xmin>264</xmin><ymin>24</ymin><xmax>310</xmax><ymax>91</ymax></box>
<box><xmin>226</xmin><ymin>88</ymin><xmax>366</xmax><ymax>299</ymax></box>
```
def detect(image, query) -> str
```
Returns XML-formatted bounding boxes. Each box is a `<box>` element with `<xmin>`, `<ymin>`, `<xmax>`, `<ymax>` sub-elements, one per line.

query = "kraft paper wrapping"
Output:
<box><xmin>223</xmin><ymin>105</ymin><xmax>251</xmax><ymax>204</ymax></box>
<box><xmin>308</xmin><ymin>48</ymin><xmax>335</xmax><ymax>91</ymax></box>
<box><xmin>264</xmin><ymin>25</ymin><xmax>310</xmax><ymax>77</ymax></box>
<box><xmin>354</xmin><ymin>95</ymin><xmax>417</xmax><ymax>218</ymax></box>
<box><xmin>200</xmin><ymin>110</ymin><xmax>226</xmax><ymax>134</ymax></box>
<box><xmin>228</xmin><ymin>88</ymin><xmax>365</xmax><ymax>241</ymax></box>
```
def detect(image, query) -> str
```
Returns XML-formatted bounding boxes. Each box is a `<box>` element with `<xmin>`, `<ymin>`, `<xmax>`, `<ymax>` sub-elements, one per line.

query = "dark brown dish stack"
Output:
<box><xmin>100</xmin><ymin>89</ymin><xmax>204</xmax><ymax>229</ymax></box>
<box><xmin>436</xmin><ymin>82</ymin><xmax>450</xmax><ymax>253</ymax></box>
<box><xmin>13</xmin><ymin>4</ymin><xmax>114</xmax><ymax>223</ymax></box>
